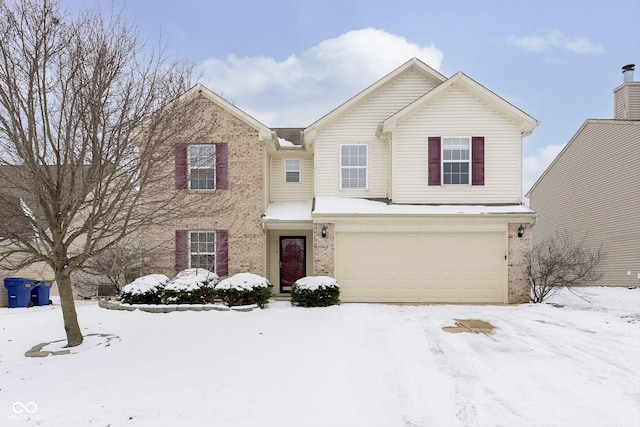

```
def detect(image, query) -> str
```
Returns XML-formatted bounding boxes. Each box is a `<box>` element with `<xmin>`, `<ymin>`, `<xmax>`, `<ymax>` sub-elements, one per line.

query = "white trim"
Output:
<box><xmin>284</xmin><ymin>158</ymin><xmax>301</xmax><ymax>183</ymax></box>
<box><xmin>188</xmin><ymin>231</ymin><xmax>217</xmax><ymax>272</ymax></box>
<box><xmin>441</xmin><ymin>137</ymin><xmax>471</xmax><ymax>186</ymax></box>
<box><xmin>188</xmin><ymin>144</ymin><xmax>216</xmax><ymax>190</ymax></box>
<box><xmin>339</xmin><ymin>144</ymin><xmax>368</xmax><ymax>190</ymax></box>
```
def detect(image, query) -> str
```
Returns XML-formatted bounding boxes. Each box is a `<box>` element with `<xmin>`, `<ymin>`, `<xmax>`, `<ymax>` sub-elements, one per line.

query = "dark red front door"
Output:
<box><xmin>280</xmin><ymin>236</ymin><xmax>306</xmax><ymax>293</ymax></box>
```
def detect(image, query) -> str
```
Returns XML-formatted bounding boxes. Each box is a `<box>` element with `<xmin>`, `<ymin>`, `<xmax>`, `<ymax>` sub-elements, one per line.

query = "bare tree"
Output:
<box><xmin>73</xmin><ymin>237</ymin><xmax>144</xmax><ymax>295</ymax></box>
<box><xmin>528</xmin><ymin>230</ymin><xmax>607</xmax><ymax>303</ymax></box>
<box><xmin>0</xmin><ymin>0</ymin><xmax>217</xmax><ymax>346</ymax></box>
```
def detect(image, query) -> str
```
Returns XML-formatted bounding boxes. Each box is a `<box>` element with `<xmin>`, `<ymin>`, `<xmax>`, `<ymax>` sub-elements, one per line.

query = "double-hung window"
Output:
<box><xmin>284</xmin><ymin>159</ymin><xmax>301</xmax><ymax>183</ymax></box>
<box><xmin>340</xmin><ymin>144</ymin><xmax>367</xmax><ymax>189</ymax></box>
<box><xmin>189</xmin><ymin>145</ymin><xmax>216</xmax><ymax>190</ymax></box>
<box><xmin>190</xmin><ymin>231</ymin><xmax>216</xmax><ymax>271</ymax></box>
<box><xmin>442</xmin><ymin>137</ymin><xmax>470</xmax><ymax>185</ymax></box>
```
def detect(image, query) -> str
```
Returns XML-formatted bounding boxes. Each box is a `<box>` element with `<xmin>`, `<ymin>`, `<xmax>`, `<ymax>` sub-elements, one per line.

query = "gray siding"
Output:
<box><xmin>614</xmin><ymin>82</ymin><xmax>640</xmax><ymax>120</ymax></box>
<box><xmin>529</xmin><ymin>120</ymin><xmax>640</xmax><ymax>286</ymax></box>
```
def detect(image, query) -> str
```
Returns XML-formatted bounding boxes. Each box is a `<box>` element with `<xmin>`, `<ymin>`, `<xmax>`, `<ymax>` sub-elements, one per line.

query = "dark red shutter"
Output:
<box><xmin>175</xmin><ymin>145</ymin><xmax>188</xmax><ymax>190</ymax></box>
<box><xmin>215</xmin><ymin>143</ymin><xmax>228</xmax><ymax>190</ymax></box>
<box><xmin>428</xmin><ymin>137</ymin><xmax>441</xmax><ymax>186</ymax></box>
<box><xmin>175</xmin><ymin>230</ymin><xmax>188</xmax><ymax>273</ymax></box>
<box><xmin>216</xmin><ymin>230</ymin><xmax>228</xmax><ymax>276</ymax></box>
<box><xmin>471</xmin><ymin>136</ymin><xmax>485</xmax><ymax>186</ymax></box>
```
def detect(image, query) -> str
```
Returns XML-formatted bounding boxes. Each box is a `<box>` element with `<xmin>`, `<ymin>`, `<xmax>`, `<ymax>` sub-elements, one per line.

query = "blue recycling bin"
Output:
<box><xmin>4</xmin><ymin>277</ymin><xmax>34</xmax><ymax>308</ymax></box>
<box><xmin>30</xmin><ymin>281</ymin><xmax>52</xmax><ymax>306</ymax></box>
<box><xmin>4</xmin><ymin>278</ymin><xmax>51</xmax><ymax>308</ymax></box>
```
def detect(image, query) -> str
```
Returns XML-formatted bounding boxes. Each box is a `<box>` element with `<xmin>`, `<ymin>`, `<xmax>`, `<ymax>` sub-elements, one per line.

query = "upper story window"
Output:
<box><xmin>442</xmin><ymin>137</ymin><xmax>470</xmax><ymax>185</ymax></box>
<box><xmin>189</xmin><ymin>145</ymin><xmax>216</xmax><ymax>189</ymax></box>
<box><xmin>284</xmin><ymin>159</ymin><xmax>301</xmax><ymax>183</ymax></box>
<box><xmin>340</xmin><ymin>144</ymin><xmax>367</xmax><ymax>190</ymax></box>
<box><xmin>190</xmin><ymin>231</ymin><xmax>216</xmax><ymax>271</ymax></box>
<box><xmin>428</xmin><ymin>136</ymin><xmax>484</xmax><ymax>186</ymax></box>
<box><xmin>175</xmin><ymin>143</ymin><xmax>228</xmax><ymax>191</ymax></box>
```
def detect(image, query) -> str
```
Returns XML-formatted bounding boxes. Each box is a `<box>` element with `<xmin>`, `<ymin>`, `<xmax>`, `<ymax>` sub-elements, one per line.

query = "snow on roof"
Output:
<box><xmin>263</xmin><ymin>201</ymin><xmax>312</xmax><ymax>221</ymax></box>
<box><xmin>313</xmin><ymin>197</ymin><xmax>535</xmax><ymax>216</ymax></box>
<box><xmin>277</xmin><ymin>137</ymin><xmax>298</xmax><ymax>148</ymax></box>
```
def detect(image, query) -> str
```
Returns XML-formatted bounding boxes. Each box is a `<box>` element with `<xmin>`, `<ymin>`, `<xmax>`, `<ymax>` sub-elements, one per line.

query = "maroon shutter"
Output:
<box><xmin>471</xmin><ymin>136</ymin><xmax>485</xmax><ymax>186</ymax></box>
<box><xmin>175</xmin><ymin>145</ymin><xmax>188</xmax><ymax>190</ymax></box>
<box><xmin>428</xmin><ymin>137</ymin><xmax>441</xmax><ymax>186</ymax></box>
<box><xmin>216</xmin><ymin>230</ymin><xmax>228</xmax><ymax>276</ymax></box>
<box><xmin>175</xmin><ymin>230</ymin><xmax>188</xmax><ymax>273</ymax></box>
<box><xmin>215</xmin><ymin>143</ymin><xmax>228</xmax><ymax>190</ymax></box>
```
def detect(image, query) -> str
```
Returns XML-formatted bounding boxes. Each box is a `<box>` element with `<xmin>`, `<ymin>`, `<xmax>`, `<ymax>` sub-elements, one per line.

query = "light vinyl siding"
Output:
<box><xmin>614</xmin><ymin>83</ymin><xmax>640</xmax><ymax>120</ymax></box>
<box><xmin>392</xmin><ymin>85</ymin><xmax>522</xmax><ymax>204</ymax></box>
<box><xmin>315</xmin><ymin>69</ymin><xmax>437</xmax><ymax>198</ymax></box>
<box><xmin>529</xmin><ymin>120</ymin><xmax>640</xmax><ymax>286</ymax></box>
<box><xmin>269</xmin><ymin>156</ymin><xmax>313</xmax><ymax>202</ymax></box>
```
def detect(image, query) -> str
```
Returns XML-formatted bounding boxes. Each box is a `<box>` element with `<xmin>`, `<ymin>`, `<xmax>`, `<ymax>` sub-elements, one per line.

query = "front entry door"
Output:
<box><xmin>280</xmin><ymin>236</ymin><xmax>306</xmax><ymax>293</ymax></box>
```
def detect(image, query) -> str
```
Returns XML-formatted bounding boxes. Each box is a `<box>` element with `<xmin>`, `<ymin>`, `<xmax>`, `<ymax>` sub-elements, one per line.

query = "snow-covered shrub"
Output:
<box><xmin>162</xmin><ymin>269</ymin><xmax>219</xmax><ymax>304</ymax></box>
<box><xmin>215</xmin><ymin>273</ymin><xmax>272</xmax><ymax>308</ymax></box>
<box><xmin>120</xmin><ymin>274</ymin><xmax>170</xmax><ymax>304</ymax></box>
<box><xmin>291</xmin><ymin>276</ymin><xmax>340</xmax><ymax>307</ymax></box>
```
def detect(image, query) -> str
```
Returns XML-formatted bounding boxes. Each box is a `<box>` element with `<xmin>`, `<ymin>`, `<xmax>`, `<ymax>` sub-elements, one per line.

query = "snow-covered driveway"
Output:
<box><xmin>1</xmin><ymin>287</ymin><xmax>638</xmax><ymax>426</ymax></box>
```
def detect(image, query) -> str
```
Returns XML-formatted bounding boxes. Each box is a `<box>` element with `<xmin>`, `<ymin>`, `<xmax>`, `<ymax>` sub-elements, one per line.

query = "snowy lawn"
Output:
<box><xmin>1</xmin><ymin>287</ymin><xmax>639</xmax><ymax>427</ymax></box>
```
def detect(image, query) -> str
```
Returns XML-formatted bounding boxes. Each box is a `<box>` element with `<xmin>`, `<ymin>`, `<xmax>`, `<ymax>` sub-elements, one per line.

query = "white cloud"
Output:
<box><xmin>523</xmin><ymin>143</ymin><xmax>565</xmax><ymax>195</ymax></box>
<box><xmin>508</xmin><ymin>30</ymin><xmax>605</xmax><ymax>55</ymax></box>
<box><xmin>197</xmin><ymin>28</ymin><xmax>443</xmax><ymax>126</ymax></box>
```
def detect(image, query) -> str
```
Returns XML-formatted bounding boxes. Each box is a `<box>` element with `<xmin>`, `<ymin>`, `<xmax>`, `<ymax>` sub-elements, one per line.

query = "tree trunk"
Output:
<box><xmin>57</xmin><ymin>272</ymin><xmax>83</xmax><ymax>347</ymax></box>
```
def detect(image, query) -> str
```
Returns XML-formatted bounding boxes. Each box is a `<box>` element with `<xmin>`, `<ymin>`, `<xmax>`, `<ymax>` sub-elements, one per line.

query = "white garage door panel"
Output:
<box><xmin>335</xmin><ymin>232</ymin><xmax>505</xmax><ymax>303</ymax></box>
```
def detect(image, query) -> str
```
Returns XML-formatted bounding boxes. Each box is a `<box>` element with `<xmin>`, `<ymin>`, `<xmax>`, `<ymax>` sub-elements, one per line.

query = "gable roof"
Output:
<box><xmin>186</xmin><ymin>84</ymin><xmax>274</xmax><ymax>141</ymax></box>
<box><xmin>304</xmin><ymin>57</ymin><xmax>447</xmax><ymax>137</ymax></box>
<box><xmin>380</xmin><ymin>72</ymin><xmax>539</xmax><ymax>136</ymax></box>
<box><xmin>525</xmin><ymin>119</ymin><xmax>640</xmax><ymax>197</ymax></box>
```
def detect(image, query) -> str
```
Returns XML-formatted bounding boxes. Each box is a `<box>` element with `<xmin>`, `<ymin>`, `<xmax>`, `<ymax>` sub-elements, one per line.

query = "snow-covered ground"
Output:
<box><xmin>1</xmin><ymin>287</ymin><xmax>639</xmax><ymax>427</ymax></box>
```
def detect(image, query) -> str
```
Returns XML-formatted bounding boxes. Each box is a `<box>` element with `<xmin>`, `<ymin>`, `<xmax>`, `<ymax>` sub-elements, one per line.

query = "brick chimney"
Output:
<box><xmin>614</xmin><ymin>64</ymin><xmax>640</xmax><ymax>120</ymax></box>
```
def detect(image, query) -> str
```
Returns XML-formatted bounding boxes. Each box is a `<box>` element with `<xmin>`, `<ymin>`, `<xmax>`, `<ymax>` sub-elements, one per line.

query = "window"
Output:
<box><xmin>176</xmin><ymin>230</ymin><xmax>228</xmax><ymax>275</ymax></box>
<box><xmin>428</xmin><ymin>136</ymin><xmax>484</xmax><ymax>186</ymax></box>
<box><xmin>190</xmin><ymin>231</ymin><xmax>216</xmax><ymax>271</ymax></box>
<box><xmin>189</xmin><ymin>145</ymin><xmax>216</xmax><ymax>189</ymax></box>
<box><xmin>442</xmin><ymin>137</ymin><xmax>470</xmax><ymax>185</ymax></box>
<box><xmin>285</xmin><ymin>159</ymin><xmax>301</xmax><ymax>183</ymax></box>
<box><xmin>340</xmin><ymin>144</ymin><xmax>367</xmax><ymax>189</ymax></box>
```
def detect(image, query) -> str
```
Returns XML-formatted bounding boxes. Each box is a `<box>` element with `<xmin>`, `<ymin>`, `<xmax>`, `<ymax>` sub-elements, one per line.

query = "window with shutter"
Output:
<box><xmin>175</xmin><ymin>143</ymin><xmax>228</xmax><ymax>190</ymax></box>
<box><xmin>175</xmin><ymin>229</ymin><xmax>228</xmax><ymax>275</ymax></box>
<box><xmin>428</xmin><ymin>137</ymin><xmax>441</xmax><ymax>186</ymax></box>
<box><xmin>429</xmin><ymin>136</ymin><xmax>485</xmax><ymax>186</ymax></box>
<box><xmin>471</xmin><ymin>136</ymin><xmax>485</xmax><ymax>186</ymax></box>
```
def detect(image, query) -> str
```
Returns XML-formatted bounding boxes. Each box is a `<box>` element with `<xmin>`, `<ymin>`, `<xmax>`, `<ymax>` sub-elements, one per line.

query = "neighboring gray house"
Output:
<box><xmin>527</xmin><ymin>65</ymin><xmax>640</xmax><ymax>287</ymax></box>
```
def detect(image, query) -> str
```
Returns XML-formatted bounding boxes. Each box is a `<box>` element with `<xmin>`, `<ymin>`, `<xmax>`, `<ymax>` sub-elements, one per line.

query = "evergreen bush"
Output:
<box><xmin>215</xmin><ymin>273</ymin><xmax>272</xmax><ymax>308</ymax></box>
<box><xmin>291</xmin><ymin>276</ymin><xmax>340</xmax><ymax>307</ymax></box>
<box><xmin>119</xmin><ymin>274</ymin><xmax>169</xmax><ymax>305</ymax></box>
<box><xmin>161</xmin><ymin>269</ymin><xmax>218</xmax><ymax>304</ymax></box>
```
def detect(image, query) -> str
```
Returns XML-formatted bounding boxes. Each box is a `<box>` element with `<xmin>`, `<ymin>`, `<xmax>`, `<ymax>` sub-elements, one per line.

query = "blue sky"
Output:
<box><xmin>70</xmin><ymin>0</ymin><xmax>639</xmax><ymax>194</ymax></box>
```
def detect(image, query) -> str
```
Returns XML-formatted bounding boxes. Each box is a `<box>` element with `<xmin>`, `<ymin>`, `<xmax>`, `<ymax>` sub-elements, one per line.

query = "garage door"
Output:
<box><xmin>335</xmin><ymin>232</ymin><xmax>505</xmax><ymax>303</ymax></box>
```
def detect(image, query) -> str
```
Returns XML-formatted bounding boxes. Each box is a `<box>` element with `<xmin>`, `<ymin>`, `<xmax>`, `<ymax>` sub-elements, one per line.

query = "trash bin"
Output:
<box><xmin>4</xmin><ymin>278</ymin><xmax>35</xmax><ymax>308</ymax></box>
<box><xmin>30</xmin><ymin>281</ymin><xmax>52</xmax><ymax>306</ymax></box>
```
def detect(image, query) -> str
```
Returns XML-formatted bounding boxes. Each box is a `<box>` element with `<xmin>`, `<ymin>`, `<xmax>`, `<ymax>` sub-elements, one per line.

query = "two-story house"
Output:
<box><xmin>145</xmin><ymin>58</ymin><xmax>538</xmax><ymax>304</ymax></box>
<box><xmin>527</xmin><ymin>65</ymin><xmax>640</xmax><ymax>287</ymax></box>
